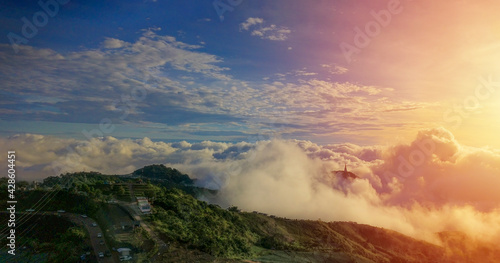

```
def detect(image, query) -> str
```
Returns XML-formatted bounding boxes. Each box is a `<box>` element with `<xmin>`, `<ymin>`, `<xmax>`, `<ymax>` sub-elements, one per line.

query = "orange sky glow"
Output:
<box><xmin>3</xmin><ymin>0</ymin><xmax>500</xmax><ymax>250</ymax></box>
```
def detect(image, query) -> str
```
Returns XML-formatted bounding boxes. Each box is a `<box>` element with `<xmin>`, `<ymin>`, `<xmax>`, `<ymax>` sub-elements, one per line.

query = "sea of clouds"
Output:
<box><xmin>3</xmin><ymin>127</ymin><xmax>500</xmax><ymax>244</ymax></box>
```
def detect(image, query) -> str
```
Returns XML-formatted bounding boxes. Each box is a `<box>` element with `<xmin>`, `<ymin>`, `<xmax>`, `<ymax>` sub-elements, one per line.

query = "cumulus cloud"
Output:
<box><xmin>4</xmin><ymin>127</ymin><xmax>500</xmax><ymax>244</ymax></box>
<box><xmin>240</xmin><ymin>17</ymin><xmax>264</xmax><ymax>31</ymax></box>
<box><xmin>373</xmin><ymin>128</ymin><xmax>500</xmax><ymax>211</ymax></box>
<box><xmin>103</xmin><ymin>38</ymin><xmax>128</xmax><ymax>49</ymax></box>
<box><xmin>240</xmin><ymin>17</ymin><xmax>291</xmax><ymax>41</ymax></box>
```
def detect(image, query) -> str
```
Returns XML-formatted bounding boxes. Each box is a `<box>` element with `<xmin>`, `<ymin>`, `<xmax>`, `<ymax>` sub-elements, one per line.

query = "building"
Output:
<box><xmin>136</xmin><ymin>196</ymin><xmax>151</xmax><ymax>214</ymax></box>
<box><xmin>117</xmin><ymin>247</ymin><xmax>132</xmax><ymax>259</ymax></box>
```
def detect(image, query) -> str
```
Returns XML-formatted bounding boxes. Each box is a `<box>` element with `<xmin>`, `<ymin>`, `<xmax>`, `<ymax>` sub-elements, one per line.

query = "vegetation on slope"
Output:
<box><xmin>133</xmin><ymin>164</ymin><xmax>193</xmax><ymax>185</ymax></box>
<box><xmin>0</xmin><ymin>215</ymin><xmax>87</xmax><ymax>262</ymax></box>
<box><xmin>148</xmin><ymin>188</ymin><xmax>453</xmax><ymax>262</ymax></box>
<box><xmin>151</xmin><ymin>188</ymin><xmax>253</xmax><ymax>258</ymax></box>
<box><xmin>4</xmin><ymin>166</ymin><xmax>500</xmax><ymax>262</ymax></box>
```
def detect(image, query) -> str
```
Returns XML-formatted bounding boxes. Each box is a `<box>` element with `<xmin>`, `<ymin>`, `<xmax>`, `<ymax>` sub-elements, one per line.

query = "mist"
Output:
<box><xmin>3</xmin><ymin>127</ymin><xmax>500</xmax><ymax>244</ymax></box>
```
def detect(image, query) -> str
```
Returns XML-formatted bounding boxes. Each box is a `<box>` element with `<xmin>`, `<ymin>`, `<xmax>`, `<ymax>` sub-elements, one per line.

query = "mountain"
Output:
<box><xmin>333</xmin><ymin>165</ymin><xmax>359</xmax><ymax>180</ymax></box>
<box><xmin>150</xmin><ymin>186</ymin><xmax>500</xmax><ymax>263</ymax></box>
<box><xmin>3</xmin><ymin>166</ymin><xmax>500</xmax><ymax>262</ymax></box>
<box><xmin>132</xmin><ymin>164</ymin><xmax>194</xmax><ymax>184</ymax></box>
<box><xmin>333</xmin><ymin>170</ymin><xmax>359</xmax><ymax>180</ymax></box>
<box><xmin>151</xmin><ymin>188</ymin><xmax>451</xmax><ymax>262</ymax></box>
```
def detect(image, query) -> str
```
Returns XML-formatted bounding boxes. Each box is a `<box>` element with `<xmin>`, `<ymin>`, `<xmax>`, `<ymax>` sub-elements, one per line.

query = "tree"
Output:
<box><xmin>144</xmin><ymin>188</ymin><xmax>156</xmax><ymax>200</ymax></box>
<box><xmin>51</xmin><ymin>227</ymin><xmax>86</xmax><ymax>262</ymax></box>
<box><xmin>18</xmin><ymin>180</ymin><xmax>30</xmax><ymax>189</ymax></box>
<box><xmin>92</xmin><ymin>189</ymin><xmax>103</xmax><ymax>200</ymax></box>
<box><xmin>42</xmin><ymin>176</ymin><xmax>61</xmax><ymax>187</ymax></box>
<box><xmin>80</xmin><ymin>183</ymin><xmax>91</xmax><ymax>193</ymax></box>
<box><xmin>228</xmin><ymin>206</ymin><xmax>240</xmax><ymax>212</ymax></box>
<box><xmin>118</xmin><ymin>185</ymin><xmax>126</xmax><ymax>195</ymax></box>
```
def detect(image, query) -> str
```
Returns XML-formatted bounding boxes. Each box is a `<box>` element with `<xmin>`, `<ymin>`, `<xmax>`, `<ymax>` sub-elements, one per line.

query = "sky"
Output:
<box><xmin>3</xmin><ymin>0</ymin><xmax>500</xmax><ymax>245</ymax></box>
<box><xmin>2</xmin><ymin>0</ymin><xmax>500</xmax><ymax>147</ymax></box>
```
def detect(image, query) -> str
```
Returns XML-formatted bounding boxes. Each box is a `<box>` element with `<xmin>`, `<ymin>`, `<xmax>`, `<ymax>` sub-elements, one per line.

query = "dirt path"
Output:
<box><xmin>117</xmin><ymin>200</ymin><xmax>169</xmax><ymax>262</ymax></box>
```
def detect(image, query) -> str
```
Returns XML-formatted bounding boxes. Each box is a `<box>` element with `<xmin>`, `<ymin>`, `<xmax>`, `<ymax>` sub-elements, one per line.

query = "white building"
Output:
<box><xmin>136</xmin><ymin>196</ymin><xmax>151</xmax><ymax>214</ymax></box>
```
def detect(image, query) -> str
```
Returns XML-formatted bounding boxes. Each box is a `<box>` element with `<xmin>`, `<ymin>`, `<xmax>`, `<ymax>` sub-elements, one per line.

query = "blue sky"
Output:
<box><xmin>5</xmin><ymin>1</ymin><xmax>500</xmax><ymax>246</ymax></box>
<box><xmin>2</xmin><ymin>0</ymin><xmax>500</xmax><ymax>147</ymax></box>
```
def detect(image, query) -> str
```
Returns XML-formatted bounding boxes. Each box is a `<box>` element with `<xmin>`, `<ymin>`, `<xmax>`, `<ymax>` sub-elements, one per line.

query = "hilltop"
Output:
<box><xmin>333</xmin><ymin>165</ymin><xmax>359</xmax><ymax>180</ymax></box>
<box><xmin>131</xmin><ymin>164</ymin><xmax>193</xmax><ymax>185</ymax></box>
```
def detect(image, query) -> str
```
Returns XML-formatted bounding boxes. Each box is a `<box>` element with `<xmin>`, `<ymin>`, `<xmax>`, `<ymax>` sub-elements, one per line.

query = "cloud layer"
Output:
<box><xmin>0</xmin><ymin>29</ymin><xmax>433</xmax><ymax>144</ymax></box>
<box><xmin>3</xmin><ymin>127</ymin><xmax>500</xmax><ymax>244</ymax></box>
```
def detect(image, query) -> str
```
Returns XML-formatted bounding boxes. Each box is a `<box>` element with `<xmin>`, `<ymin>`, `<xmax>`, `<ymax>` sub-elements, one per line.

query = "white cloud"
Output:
<box><xmin>321</xmin><ymin>63</ymin><xmax>349</xmax><ymax>75</ymax></box>
<box><xmin>0</xmin><ymin>30</ymin><xmax>230</xmax><ymax>101</ymax></box>
<box><xmin>294</xmin><ymin>70</ymin><xmax>317</xmax><ymax>76</ymax></box>
<box><xmin>0</xmin><ymin>31</ymin><xmax>431</xmax><ymax>141</ymax></box>
<box><xmin>240</xmin><ymin>18</ymin><xmax>291</xmax><ymax>41</ymax></box>
<box><xmin>103</xmin><ymin>38</ymin><xmax>127</xmax><ymax>49</ymax></box>
<box><xmin>5</xmin><ymin>128</ymin><xmax>500</xmax><ymax>244</ymax></box>
<box><xmin>0</xmin><ymin>30</ymin><xmax>235</xmax><ymax>125</ymax></box>
<box><xmin>239</xmin><ymin>17</ymin><xmax>264</xmax><ymax>31</ymax></box>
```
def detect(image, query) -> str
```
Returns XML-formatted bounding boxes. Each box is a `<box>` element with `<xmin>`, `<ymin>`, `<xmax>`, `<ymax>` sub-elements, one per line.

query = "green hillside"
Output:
<box><xmin>132</xmin><ymin>164</ymin><xmax>193</xmax><ymax>185</ymax></box>
<box><xmin>149</xmin><ymin>188</ymin><xmax>449</xmax><ymax>263</ymax></box>
<box><xmin>2</xmin><ymin>167</ymin><xmax>500</xmax><ymax>262</ymax></box>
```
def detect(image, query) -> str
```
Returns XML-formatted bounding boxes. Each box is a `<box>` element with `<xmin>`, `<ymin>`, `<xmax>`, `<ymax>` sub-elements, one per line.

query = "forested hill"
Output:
<box><xmin>132</xmin><ymin>164</ymin><xmax>193</xmax><ymax>184</ymax></box>
<box><xmin>10</xmin><ymin>165</ymin><xmax>500</xmax><ymax>262</ymax></box>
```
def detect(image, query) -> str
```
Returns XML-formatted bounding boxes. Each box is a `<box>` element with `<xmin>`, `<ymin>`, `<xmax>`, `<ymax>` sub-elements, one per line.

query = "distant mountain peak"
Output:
<box><xmin>132</xmin><ymin>164</ymin><xmax>194</xmax><ymax>184</ymax></box>
<box><xmin>333</xmin><ymin>164</ymin><xmax>359</xmax><ymax>180</ymax></box>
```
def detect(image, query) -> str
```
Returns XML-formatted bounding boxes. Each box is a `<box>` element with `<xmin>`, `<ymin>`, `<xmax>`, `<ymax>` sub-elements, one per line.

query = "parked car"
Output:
<box><xmin>99</xmin><ymin>240</ymin><xmax>104</xmax><ymax>245</ymax></box>
<box><xmin>98</xmin><ymin>252</ymin><xmax>104</xmax><ymax>258</ymax></box>
<box><xmin>97</xmin><ymin>233</ymin><xmax>102</xmax><ymax>238</ymax></box>
<box><xmin>92</xmin><ymin>222</ymin><xmax>97</xmax><ymax>227</ymax></box>
<box><xmin>80</xmin><ymin>214</ymin><xmax>87</xmax><ymax>218</ymax></box>
<box><xmin>57</xmin><ymin>210</ymin><xmax>65</xmax><ymax>213</ymax></box>
<box><xmin>105</xmin><ymin>250</ymin><xmax>111</xmax><ymax>257</ymax></box>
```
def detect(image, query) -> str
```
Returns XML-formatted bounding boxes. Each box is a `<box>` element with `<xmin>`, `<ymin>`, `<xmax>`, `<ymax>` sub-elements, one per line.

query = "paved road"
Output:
<box><xmin>67</xmin><ymin>213</ymin><xmax>116</xmax><ymax>263</ymax></box>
